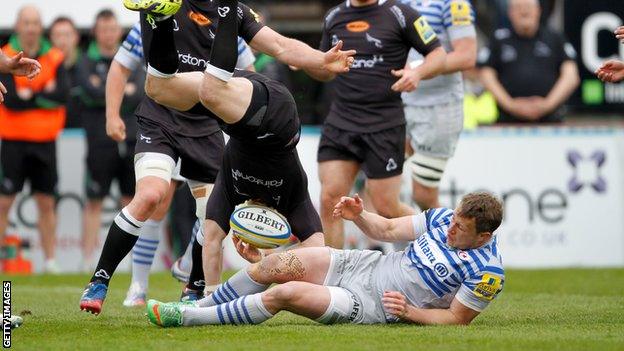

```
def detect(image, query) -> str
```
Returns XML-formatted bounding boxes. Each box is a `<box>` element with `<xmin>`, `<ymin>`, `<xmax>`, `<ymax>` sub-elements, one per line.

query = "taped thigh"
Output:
<box><xmin>408</xmin><ymin>153</ymin><xmax>448</xmax><ymax>188</ymax></box>
<box><xmin>134</xmin><ymin>152</ymin><xmax>176</xmax><ymax>183</ymax></box>
<box><xmin>315</xmin><ymin>286</ymin><xmax>362</xmax><ymax>324</ymax></box>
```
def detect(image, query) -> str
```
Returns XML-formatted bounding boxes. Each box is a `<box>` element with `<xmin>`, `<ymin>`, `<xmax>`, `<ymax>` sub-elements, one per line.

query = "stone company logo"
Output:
<box><xmin>567</xmin><ymin>150</ymin><xmax>606</xmax><ymax>193</ymax></box>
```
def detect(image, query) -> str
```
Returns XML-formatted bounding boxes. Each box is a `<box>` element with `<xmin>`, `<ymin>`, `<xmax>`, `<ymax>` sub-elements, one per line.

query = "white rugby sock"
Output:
<box><xmin>131</xmin><ymin>219</ymin><xmax>161</xmax><ymax>289</ymax></box>
<box><xmin>183</xmin><ymin>293</ymin><xmax>273</xmax><ymax>326</ymax></box>
<box><xmin>197</xmin><ymin>269</ymin><xmax>269</xmax><ymax>307</ymax></box>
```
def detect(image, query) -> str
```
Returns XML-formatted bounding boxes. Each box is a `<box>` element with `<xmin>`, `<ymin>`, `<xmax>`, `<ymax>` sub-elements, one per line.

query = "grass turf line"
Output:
<box><xmin>6</xmin><ymin>269</ymin><xmax>624</xmax><ymax>351</ymax></box>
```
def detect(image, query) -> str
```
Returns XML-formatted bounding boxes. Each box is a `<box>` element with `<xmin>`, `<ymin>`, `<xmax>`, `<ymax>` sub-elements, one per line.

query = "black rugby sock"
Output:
<box><xmin>187</xmin><ymin>239</ymin><xmax>206</xmax><ymax>292</ymax></box>
<box><xmin>90</xmin><ymin>222</ymin><xmax>139</xmax><ymax>286</ymax></box>
<box><xmin>206</xmin><ymin>0</ymin><xmax>239</xmax><ymax>79</ymax></box>
<box><xmin>146</xmin><ymin>16</ymin><xmax>179</xmax><ymax>75</ymax></box>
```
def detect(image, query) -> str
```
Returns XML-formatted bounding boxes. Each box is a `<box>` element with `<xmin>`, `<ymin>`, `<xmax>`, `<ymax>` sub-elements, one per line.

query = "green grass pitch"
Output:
<box><xmin>6</xmin><ymin>269</ymin><xmax>624</xmax><ymax>351</ymax></box>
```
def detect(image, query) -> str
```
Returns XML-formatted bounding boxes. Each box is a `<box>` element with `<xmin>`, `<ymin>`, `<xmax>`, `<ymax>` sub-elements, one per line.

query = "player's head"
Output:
<box><xmin>93</xmin><ymin>9</ymin><xmax>122</xmax><ymax>52</ymax></box>
<box><xmin>447</xmin><ymin>192</ymin><xmax>503</xmax><ymax>249</ymax></box>
<box><xmin>508</xmin><ymin>0</ymin><xmax>541</xmax><ymax>38</ymax></box>
<box><xmin>50</xmin><ymin>17</ymin><xmax>79</xmax><ymax>57</ymax></box>
<box><xmin>15</xmin><ymin>5</ymin><xmax>43</xmax><ymax>47</ymax></box>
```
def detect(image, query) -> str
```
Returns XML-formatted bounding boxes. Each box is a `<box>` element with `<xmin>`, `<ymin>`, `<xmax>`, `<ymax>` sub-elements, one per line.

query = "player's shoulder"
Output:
<box><xmin>425</xmin><ymin>207</ymin><xmax>453</xmax><ymax>229</ymax></box>
<box><xmin>382</xmin><ymin>0</ymin><xmax>420</xmax><ymax>29</ymax></box>
<box><xmin>476</xmin><ymin>238</ymin><xmax>504</xmax><ymax>277</ymax></box>
<box><xmin>323</xmin><ymin>2</ymin><xmax>347</xmax><ymax>25</ymax></box>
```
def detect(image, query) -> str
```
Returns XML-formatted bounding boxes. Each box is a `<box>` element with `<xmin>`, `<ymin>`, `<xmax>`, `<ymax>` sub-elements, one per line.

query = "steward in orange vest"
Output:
<box><xmin>0</xmin><ymin>35</ymin><xmax>67</xmax><ymax>142</ymax></box>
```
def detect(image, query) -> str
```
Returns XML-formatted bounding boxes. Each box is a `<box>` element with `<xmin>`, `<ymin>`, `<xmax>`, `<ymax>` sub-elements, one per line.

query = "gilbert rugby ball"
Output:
<box><xmin>230</xmin><ymin>203</ymin><xmax>291</xmax><ymax>249</ymax></box>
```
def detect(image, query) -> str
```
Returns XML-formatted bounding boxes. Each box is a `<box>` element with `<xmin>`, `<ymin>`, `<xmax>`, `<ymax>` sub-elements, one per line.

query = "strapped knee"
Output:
<box><xmin>134</xmin><ymin>152</ymin><xmax>176</xmax><ymax>183</ymax></box>
<box><xmin>408</xmin><ymin>153</ymin><xmax>448</xmax><ymax>188</ymax></box>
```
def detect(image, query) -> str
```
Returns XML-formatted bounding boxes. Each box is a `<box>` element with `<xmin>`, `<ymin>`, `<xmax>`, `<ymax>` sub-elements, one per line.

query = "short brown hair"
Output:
<box><xmin>50</xmin><ymin>16</ymin><xmax>77</xmax><ymax>32</ymax></box>
<box><xmin>457</xmin><ymin>192</ymin><xmax>503</xmax><ymax>234</ymax></box>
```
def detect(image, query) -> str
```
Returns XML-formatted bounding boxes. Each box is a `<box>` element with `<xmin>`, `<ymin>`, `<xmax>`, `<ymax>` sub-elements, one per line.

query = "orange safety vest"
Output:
<box><xmin>0</xmin><ymin>36</ymin><xmax>66</xmax><ymax>142</ymax></box>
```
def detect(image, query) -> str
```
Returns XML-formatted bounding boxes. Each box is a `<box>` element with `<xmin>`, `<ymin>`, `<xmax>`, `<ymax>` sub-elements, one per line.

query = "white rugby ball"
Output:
<box><xmin>230</xmin><ymin>203</ymin><xmax>291</xmax><ymax>249</ymax></box>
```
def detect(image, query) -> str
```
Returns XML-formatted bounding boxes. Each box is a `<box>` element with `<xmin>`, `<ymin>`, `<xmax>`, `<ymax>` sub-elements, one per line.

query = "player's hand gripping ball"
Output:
<box><xmin>230</xmin><ymin>201</ymin><xmax>291</xmax><ymax>249</ymax></box>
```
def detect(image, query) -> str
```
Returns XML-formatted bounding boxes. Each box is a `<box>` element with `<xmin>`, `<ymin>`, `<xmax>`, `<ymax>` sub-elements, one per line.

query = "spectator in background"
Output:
<box><xmin>0</xmin><ymin>5</ymin><xmax>68</xmax><ymax>273</ymax></box>
<box><xmin>76</xmin><ymin>10</ymin><xmax>144</xmax><ymax>271</ymax></box>
<box><xmin>595</xmin><ymin>26</ymin><xmax>624</xmax><ymax>84</ymax></box>
<box><xmin>478</xmin><ymin>0</ymin><xmax>579</xmax><ymax>123</ymax></box>
<box><xmin>49</xmin><ymin>17</ymin><xmax>83</xmax><ymax>129</ymax></box>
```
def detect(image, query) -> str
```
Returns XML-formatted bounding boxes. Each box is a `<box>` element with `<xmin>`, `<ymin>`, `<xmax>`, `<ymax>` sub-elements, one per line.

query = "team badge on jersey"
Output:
<box><xmin>450</xmin><ymin>1</ymin><xmax>472</xmax><ymax>26</ymax></box>
<box><xmin>189</xmin><ymin>11</ymin><xmax>211</xmax><ymax>26</ymax></box>
<box><xmin>473</xmin><ymin>273</ymin><xmax>502</xmax><ymax>301</ymax></box>
<box><xmin>413</xmin><ymin>17</ymin><xmax>436</xmax><ymax>44</ymax></box>
<box><xmin>346</xmin><ymin>20</ymin><xmax>371</xmax><ymax>33</ymax></box>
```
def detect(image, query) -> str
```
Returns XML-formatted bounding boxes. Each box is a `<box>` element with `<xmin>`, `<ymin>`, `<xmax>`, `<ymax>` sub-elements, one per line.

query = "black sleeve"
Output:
<box><xmin>319</xmin><ymin>22</ymin><xmax>331</xmax><ymax>52</ymax></box>
<box><xmin>396</xmin><ymin>3</ymin><xmax>441</xmax><ymax>55</ymax></box>
<box><xmin>34</xmin><ymin>63</ymin><xmax>69</xmax><ymax>107</ymax></box>
<box><xmin>0</xmin><ymin>73</ymin><xmax>38</xmax><ymax>110</ymax></box>
<box><xmin>553</xmin><ymin>31</ymin><xmax>576</xmax><ymax>65</ymax></box>
<box><xmin>477</xmin><ymin>34</ymin><xmax>500</xmax><ymax>70</ymax></box>
<box><xmin>237</xmin><ymin>3</ymin><xmax>265</xmax><ymax>43</ymax></box>
<box><xmin>74</xmin><ymin>56</ymin><xmax>105</xmax><ymax>106</ymax></box>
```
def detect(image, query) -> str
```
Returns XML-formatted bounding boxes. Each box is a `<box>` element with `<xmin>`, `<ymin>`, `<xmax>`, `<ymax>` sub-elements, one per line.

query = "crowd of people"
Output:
<box><xmin>0</xmin><ymin>0</ymin><xmax>621</xmax><ymax>328</ymax></box>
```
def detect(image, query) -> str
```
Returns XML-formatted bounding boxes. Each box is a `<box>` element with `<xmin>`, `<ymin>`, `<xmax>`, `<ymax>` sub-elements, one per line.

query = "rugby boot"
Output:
<box><xmin>79</xmin><ymin>280</ymin><xmax>108</xmax><ymax>315</ymax></box>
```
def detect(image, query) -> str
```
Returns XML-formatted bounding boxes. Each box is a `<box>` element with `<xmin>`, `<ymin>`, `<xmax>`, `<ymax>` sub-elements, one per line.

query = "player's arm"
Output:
<box><xmin>391</xmin><ymin>6</ymin><xmax>446</xmax><ymax>92</ymax></box>
<box><xmin>383</xmin><ymin>291</ymin><xmax>480</xmax><ymax>325</ymax></box>
<box><xmin>438</xmin><ymin>0</ymin><xmax>477</xmax><ymax>74</ymax></box>
<box><xmin>249</xmin><ymin>26</ymin><xmax>354</xmax><ymax>78</ymax></box>
<box><xmin>333</xmin><ymin>194</ymin><xmax>417</xmax><ymax>242</ymax></box>
<box><xmin>106</xmin><ymin>60</ymin><xmax>132</xmax><ymax>141</ymax></box>
<box><xmin>596</xmin><ymin>59</ymin><xmax>624</xmax><ymax>83</ymax></box>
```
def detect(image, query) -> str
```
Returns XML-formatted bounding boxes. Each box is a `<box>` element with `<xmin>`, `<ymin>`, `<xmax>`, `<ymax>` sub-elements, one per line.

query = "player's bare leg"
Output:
<box><xmin>34</xmin><ymin>193</ymin><xmax>57</xmax><ymax>272</ymax></box>
<box><xmin>366</xmin><ymin>175</ymin><xmax>415</xmax><ymax>218</ymax></box>
<box><xmin>144</xmin><ymin>71</ymin><xmax>203</xmax><ymax>112</ymax></box>
<box><xmin>200</xmin><ymin>220</ymin><xmax>227</xmax><ymax>291</ymax></box>
<box><xmin>319</xmin><ymin>160</ymin><xmax>360</xmax><ymax>248</ymax></box>
<box><xmin>412</xmin><ymin>180</ymin><xmax>440</xmax><ymax>210</ymax></box>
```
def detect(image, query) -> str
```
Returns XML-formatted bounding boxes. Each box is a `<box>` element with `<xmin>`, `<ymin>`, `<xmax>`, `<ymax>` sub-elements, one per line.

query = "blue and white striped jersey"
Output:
<box><xmin>114</xmin><ymin>22</ymin><xmax>256</xmax><ymax>72</ymax></box>
<box><xmin>376</xmin><ymin>207</ymin><xmax>504</xmax><ymax>313</ymax></box>
<box><xmin>400</xmin><ymin>0</ymin><xmax>476</xmax><ymax>106</ymax></box>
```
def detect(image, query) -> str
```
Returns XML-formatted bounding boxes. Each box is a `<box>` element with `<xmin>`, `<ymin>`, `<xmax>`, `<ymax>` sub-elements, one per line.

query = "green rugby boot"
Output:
<box><xmin>146</xmin><ymin>299</ymin><xmax>184</xmax><ymax>327</ymax></box>
<box><xmin>123</xmin><ymin>0</ymin><xmax>182</xmax><ymax>16</ymax></box>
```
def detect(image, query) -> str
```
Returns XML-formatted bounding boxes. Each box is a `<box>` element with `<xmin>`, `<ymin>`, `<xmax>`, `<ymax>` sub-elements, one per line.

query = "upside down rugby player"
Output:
<box><xmin>79</xmin><ymin>0</ymin><xmax>354</xmax><ymax>314</ymax></box>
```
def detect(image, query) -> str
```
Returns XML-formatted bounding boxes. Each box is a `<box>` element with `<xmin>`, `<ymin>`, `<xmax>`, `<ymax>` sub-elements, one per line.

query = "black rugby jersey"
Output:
<box><xmin>478</xmin><ymin>27</ymin><xmax>576</xmax><ymax>123</ymax></box>
<box><xmin>135</xmin><ymin>0</ymin><xmax>264</xmax><ymax>137</ymax></box>
<box><xmin>320</xmin><ymin>0</ymin><xmax>440</xmax><ymax>132</ymax></box>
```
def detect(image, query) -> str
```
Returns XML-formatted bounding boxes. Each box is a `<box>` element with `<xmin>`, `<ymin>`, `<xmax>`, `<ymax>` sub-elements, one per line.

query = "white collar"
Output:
<box><xmin>346</xmin><ymin>0</ymin><xmax>387</xmax><ymax>8</ymax></box>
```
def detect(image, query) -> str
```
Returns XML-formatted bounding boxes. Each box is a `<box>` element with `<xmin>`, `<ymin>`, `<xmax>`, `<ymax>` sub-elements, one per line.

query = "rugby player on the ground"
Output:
<box><xmin>79</xmin><ymin>0</ymin><xmax>355</xmax><ymax>315</ymax></box>
<box><xmin>305</xmin><ymin>0</ymin><xmax>447</xmax><ymax>249</ymax></box>
<box><xmin>147</xmin><ymin>192</ymin><xmax>505</xmax><ymax>327</ymax></box>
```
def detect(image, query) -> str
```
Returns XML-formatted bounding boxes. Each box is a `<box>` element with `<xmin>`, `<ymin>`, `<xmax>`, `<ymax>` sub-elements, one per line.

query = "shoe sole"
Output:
<box><xmin>79</xmin><ymin>300</ymin><xmax>102</xmax><ymax>315</ymax></box>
